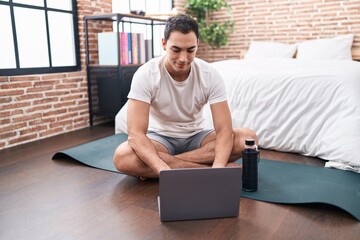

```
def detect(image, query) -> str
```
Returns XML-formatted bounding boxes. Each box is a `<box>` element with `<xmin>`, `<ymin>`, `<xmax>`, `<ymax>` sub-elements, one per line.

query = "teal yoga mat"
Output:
<box><xmin>52</xmin><ymin>133</ymin><xmax>360</xmax><ymax>221</ymax></box>
<box><xmin>53</xmin><ymin>134</ymin><xmax>127</xmax><ymax>173</ymax></box>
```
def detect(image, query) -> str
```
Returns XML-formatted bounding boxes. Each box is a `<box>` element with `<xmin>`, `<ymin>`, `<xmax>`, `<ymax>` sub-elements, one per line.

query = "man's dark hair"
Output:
<box><xmin>164</xmin><ymin>14</ymin><xmax>199</xmax><ymax>42</ymax></box>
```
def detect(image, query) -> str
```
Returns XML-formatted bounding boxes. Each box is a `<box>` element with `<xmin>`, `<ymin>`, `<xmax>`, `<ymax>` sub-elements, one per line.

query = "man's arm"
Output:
<box><xmin>127</xmin><ymin>99</ymin><xmax>171</xmax><ymax>174</ymax></box>
<box><xmin>210</xmin><ymin>101</ymin><xmax>234</xmax><ymax>167</ymax></box>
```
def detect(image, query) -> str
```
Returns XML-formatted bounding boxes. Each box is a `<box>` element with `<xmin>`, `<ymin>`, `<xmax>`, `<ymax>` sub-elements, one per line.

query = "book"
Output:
<box><xmin>127</xmin><ymin>32</ymin><xmax>132</xmax><ymax>64</ymax></box>
<box><xmin>120</xmin><ymin>32</ymin><xmax>128</xmax><ymax>65</ymax></box>
<box><xmin>131</xmin><ymin>33</ymin><xmax>139</xmax><ymax>64</ymax></box>
<box><xmin>98</xmin><ymin>31</ymin><xmax>151</xmax><ymax>65</ymax></box>
<box><xmin>98</xmin><ymin>32</ymin><xmax>119</xmax><ymax>65</ymax></box>
<box><xmin>136</xmin><ymin>33</ymin><xmax>141</xmax><ymax>64</ymax></box>
<box><xmin>145</xmin><ymin>39</ymin><xmax>153</xmax><ymax>62</ymax></box>
<box><xmin>139</xmin><ymin>33</ymin><xmax>146</xmax><ymax>64</ymax></box>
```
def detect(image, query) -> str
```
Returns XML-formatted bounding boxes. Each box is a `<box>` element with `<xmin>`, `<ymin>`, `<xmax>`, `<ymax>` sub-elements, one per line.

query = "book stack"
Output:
<box><xmin>98</xmin><ymin>32</ymin><xmax>153</xmax><ymax>65</ymax></box>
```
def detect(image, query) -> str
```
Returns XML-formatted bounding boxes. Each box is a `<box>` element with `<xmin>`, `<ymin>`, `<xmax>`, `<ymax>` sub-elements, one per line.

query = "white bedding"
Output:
<box><xmin>115</xmin><ymin>58</ymin><xmax>360</xmax><ymax>173</ymax></box>
<box><xmin>205</xmin><ymin>59</ymin><xmax>360</xmax><ymax>172</ymax></box>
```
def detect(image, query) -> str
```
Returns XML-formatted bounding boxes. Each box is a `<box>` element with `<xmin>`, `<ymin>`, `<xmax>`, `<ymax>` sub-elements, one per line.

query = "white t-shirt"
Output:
<box><xmin>128</xmin><ymin>55</ymin><xmax>227</xmax><ymax>138</ymax></box>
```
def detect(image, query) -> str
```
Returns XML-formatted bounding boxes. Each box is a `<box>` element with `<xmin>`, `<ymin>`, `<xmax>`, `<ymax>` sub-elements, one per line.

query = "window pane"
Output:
<box><xmin>145</xmin><ymin>0</ymin><xmax>158</xmax><ymax>14</ymax></box>
<box><xmin>112</xmin><ymin>0</ymin><xmax>129</xmax><ymax>13</ymax></box>
<box><xmin>112</xmin><ymin>0</ymin><xmax>172</xmax><ymax>14</ymax></box>
<box><xmin>47</xmin><ymin>0</ymin><xmax>72</xmax><ymax>11</ymax></box>
<box><xmin>130</xmin><ymin>0</ymin><xmax>145</xmax><ymax>11</ymax></box>
<box><xmin>13</xmin><ymin>0</ymin><xmax>44</xmax><ymax>7</ymax></box>
<box><xmin>14</xmin><ymin>7</ymin><xmax>49</xmax><ymax>68</ymax></box>
<box><xmin>0</xmin><ymin>5</ymin><xmax>16</xmax><ymax>69</ymax></box>
<box><xmin>160</xmin><ymin>0</ymin><xmax>172</xmax><ymax>12</ymax></box>
<box><xmin>145</xmin><ymin>0</ymin><xmax>172</xmax><ymax>14</ymax></box>
<box><xmin>48</xmin><ymin>12</ymin><xmax>76</xmax><ymax>66</ymax></box>
<box><xmin>153</xmin><ymin>25</ymin><xmax>165</xmax><ymax>57</ymax></box>
<box><xmin>131</xmin><ymin>23</ymin><xmax>146</xmax><ymax>34</ymax></box>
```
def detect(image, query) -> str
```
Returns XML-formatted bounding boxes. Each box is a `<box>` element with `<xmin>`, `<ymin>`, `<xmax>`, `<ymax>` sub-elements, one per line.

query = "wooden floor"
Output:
<box><xmin>1</xmin><ymin>122</ymin><xmax>359</xmax><ymax>240</ymax></box>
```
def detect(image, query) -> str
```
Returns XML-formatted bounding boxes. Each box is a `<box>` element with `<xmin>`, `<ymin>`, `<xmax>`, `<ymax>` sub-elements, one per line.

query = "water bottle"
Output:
<box><xmin>242</xmin><ymin>139</ymin><xmax>259</xmax><ymax>192</ymax></box>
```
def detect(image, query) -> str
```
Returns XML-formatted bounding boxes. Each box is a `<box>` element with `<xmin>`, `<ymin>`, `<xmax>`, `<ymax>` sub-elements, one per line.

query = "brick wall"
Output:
<box><xmin>176</xmin><ymin>0</ymin><xmax>360</xmax><ymax>61</ymax></box>
<box><xmin>1</xmin><ymin>0</ymin><xmax>359</xmax><ymax>149</ymax></box>
<box><xmin>0</xmin><ymin>0</ymin><xmax>112</xmax><ymax>150</ymax></box>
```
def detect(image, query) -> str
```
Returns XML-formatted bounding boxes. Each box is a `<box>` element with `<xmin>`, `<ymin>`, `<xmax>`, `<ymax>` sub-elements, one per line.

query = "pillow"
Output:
<box><xmin>297</xmin><ymin>34</ymin><xmax>354</xmax><ymax>60</ymax></box>
<box><xmin>245</xmin><ymin>41</ymin><xmax>297</xmax><ymax>59</ymax></box>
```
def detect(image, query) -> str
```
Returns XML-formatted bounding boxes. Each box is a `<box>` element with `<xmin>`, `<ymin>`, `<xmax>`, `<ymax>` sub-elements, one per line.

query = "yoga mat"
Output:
<box><xmin>53</xmin><ymin>134</ymin><xmax>127</xmax><ymax>173</ymax></box>
<box><xmin>241</xmin><ymin>160</ymin><xmax>360</xmax><ymax>221</ymax></box>
<box><xmin>52</xmin><ymin>133</ymin><xmax>360</xmax><ymax>221</ymax></box>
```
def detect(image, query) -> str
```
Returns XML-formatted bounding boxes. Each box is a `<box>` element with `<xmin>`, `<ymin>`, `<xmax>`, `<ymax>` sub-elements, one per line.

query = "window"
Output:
<box><xmin>0</xmin><ymin>0</ymin><xmax>80</xmax><ymax>76</ymax></box>
<box><xmin>112</xmin><ymin>0</ymin><xmax>173</xmax><ymax>57</ymax></box>
<box><xmin>113</xmin><ymin>0</ymin><xmax>173</xmax><ymax>16</ymax></box>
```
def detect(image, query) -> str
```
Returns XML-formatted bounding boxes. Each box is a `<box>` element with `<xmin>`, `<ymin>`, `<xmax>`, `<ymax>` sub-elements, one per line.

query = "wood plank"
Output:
<box><xmin>0</xmin><ymin>121</ymin><xmax>359</xmax><ymax>240</ymax></box>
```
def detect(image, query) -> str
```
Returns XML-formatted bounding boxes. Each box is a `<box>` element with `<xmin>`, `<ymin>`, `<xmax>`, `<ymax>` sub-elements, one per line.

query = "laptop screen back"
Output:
<box><xmin>158</xmin><ymin>167</ymin><xmax>242</xmax><ymax>221</ymax></box>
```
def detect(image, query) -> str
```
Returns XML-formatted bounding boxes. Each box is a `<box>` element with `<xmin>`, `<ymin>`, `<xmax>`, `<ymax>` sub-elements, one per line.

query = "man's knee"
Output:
<box><xmin>242</xmin><ymin>128</ymin><xmax>258</xmax><ymax>143</ymax></box>
<box><xmin>234</xmin><ymin>128</ymin><xmax>257</xmax><ymax>140</ymax></box>
<box><xmin>113</xmin><ymin>142</ymin><xmax>134</xmax><ymax>173</ymax></box>
<box><xmin>233</xmin><ymin>128</ymin><xmax>258</xmax><ymax>153</ymax></box>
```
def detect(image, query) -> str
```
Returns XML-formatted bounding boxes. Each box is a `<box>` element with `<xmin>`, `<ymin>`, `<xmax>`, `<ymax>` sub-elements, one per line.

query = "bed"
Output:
<box><xmin>115</xmin><ymin>34</ymin><xmax>360</xmax><ymax>173</ymax></box>
<box><xmin>203</xmin><ymin>58</ymin><xmax>360</xmax><ymax>173</ymax></box>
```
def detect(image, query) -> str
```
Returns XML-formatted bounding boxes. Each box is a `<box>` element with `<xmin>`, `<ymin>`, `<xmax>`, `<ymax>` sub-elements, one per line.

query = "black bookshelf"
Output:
<box><xmin>84</xmin><ymin>13</ymin><xmax>166</xmax><ymax>125</ymax></box>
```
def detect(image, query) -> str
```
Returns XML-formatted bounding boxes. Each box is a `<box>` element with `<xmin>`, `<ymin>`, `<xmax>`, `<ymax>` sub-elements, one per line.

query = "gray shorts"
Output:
<box><xmin>147</xmin><ymin>130</ymin><xmax>214</xmax><ymax>155</ymax></box>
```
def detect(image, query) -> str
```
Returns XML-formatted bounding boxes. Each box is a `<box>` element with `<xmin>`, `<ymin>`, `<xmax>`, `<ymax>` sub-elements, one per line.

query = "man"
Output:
<box><xmin>113</xmin><ymin>14</ymin><xmax>257</xmax><ymax>178</ymax></box>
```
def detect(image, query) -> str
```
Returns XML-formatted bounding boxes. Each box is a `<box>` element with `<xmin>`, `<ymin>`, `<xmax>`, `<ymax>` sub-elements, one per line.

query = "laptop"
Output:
<box><xmin>157</xmin><ymin>167</ymin><xmax>242</xmax><ymax>222</ymax></box>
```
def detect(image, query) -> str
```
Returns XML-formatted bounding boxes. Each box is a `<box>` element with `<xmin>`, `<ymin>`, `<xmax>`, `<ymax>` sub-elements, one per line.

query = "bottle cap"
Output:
<box><xmin>245</xmin><ymin>139</ymin><xmax>255</xmax><ymax>146</ymax></box>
